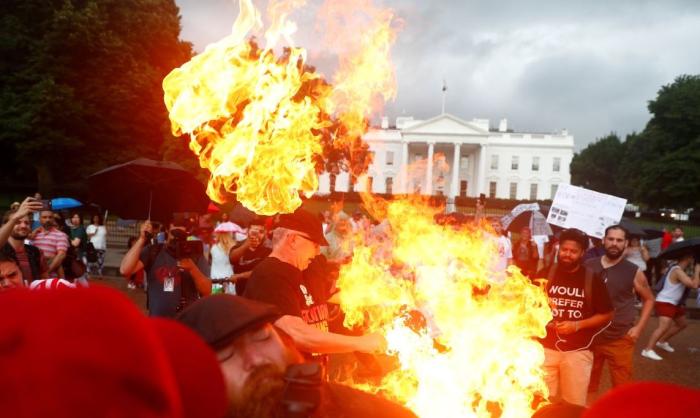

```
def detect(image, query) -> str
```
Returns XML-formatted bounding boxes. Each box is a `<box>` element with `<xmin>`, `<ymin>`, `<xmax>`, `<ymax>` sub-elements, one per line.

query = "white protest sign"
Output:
<box><xmin>547</xmin><ymin>184</ymin><xmax>627</xmax><ymax>239</ymax></box>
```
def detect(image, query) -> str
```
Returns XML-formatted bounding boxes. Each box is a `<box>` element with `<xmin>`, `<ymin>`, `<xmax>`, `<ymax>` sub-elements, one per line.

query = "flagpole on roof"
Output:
<box><xmin>441</xmin><ymin>79</ymin><xmax>447</xmax><ymax>115</ymax></box>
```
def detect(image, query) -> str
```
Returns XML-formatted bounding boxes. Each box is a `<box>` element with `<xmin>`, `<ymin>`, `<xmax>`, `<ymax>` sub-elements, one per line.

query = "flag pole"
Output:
<box><xmin>441</xmin><ymin>79</ymin><xmax>447</xmax><ymax>115</ymax></box>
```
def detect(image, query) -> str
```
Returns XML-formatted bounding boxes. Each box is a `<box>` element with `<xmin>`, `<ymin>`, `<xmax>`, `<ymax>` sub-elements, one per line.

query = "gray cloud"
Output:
<box><xmin>175</xmin><ymin>0</ymin><xmax>700</xmax><ymax>149</ymax></box>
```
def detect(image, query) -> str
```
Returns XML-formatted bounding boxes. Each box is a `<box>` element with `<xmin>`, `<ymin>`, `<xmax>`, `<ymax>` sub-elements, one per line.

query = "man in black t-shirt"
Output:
<box><xmin>229</xmin><ymin>219</ymin><xmax>271</xmax><ymax>295</ymax></box>
<box><xmin>120</xmin><ymin>219</ymin><xmax>211</xmax><ymax>317</ymax></box>
<box><xmin>539</xmin><ymin>228</ymin><xmax>614</xmax><ymax>407</ymax></box>
<box><xmin>244</xmin><ymin>208</ymin><xmax>384</xmax><ymax>356</ymax></box>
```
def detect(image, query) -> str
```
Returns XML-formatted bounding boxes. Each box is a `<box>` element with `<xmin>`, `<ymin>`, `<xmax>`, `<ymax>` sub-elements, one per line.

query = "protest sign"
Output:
<box><xmin>548</xmin><ymin>184</ymin><xmax>627</xmax><ymax>239</ymax></box>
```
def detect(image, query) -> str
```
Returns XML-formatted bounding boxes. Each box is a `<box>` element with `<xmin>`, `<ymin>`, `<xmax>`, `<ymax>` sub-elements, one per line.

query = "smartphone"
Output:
<box><xmin>39</xmin><ymin>199</ymin><xmax>52</xmax><ymax>211</ymax></box>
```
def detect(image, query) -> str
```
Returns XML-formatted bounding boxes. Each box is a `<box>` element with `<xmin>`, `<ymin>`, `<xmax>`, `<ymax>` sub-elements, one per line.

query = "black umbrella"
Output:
<box><xmin>642</xmin><ymin>228</ymin><xmax>664</xmax><ymax>240</ymax></box>
<box><xmin>619</xmin><ymin>218</ymin><xmax>648</xmax><ymax>238</ymax></box>
<box><xmin>658</xmin><ymin>237</ymin><xmax>700</xmax><ymax>260</ymax></box>
<box><xmin>88</xmin><ymin>158</ymin><xmax>209</xmax><ymax>222</ymax></box>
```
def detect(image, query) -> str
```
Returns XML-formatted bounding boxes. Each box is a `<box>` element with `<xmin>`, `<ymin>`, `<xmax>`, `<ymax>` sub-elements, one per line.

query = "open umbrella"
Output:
<box><xmin>619</xmin><ymin>218</ymin><xmax>648</xmax><ymax>238</ymax></box>
<box><xmin>658</xmin><ymin>237</ymin><xmax>700</xmax><ymax>260</ymax></box>
<box><xmin>88</xmin><ymin>159</ymin><xmax>209</xmax><ymax>222</ymax></box>
<box><xmin>50</xmin><ymin>197</ymin><xmax>82</xmax><ymax>210</ymax></box>
<box><xmin>501</xmin><ymin>203</ymin><xmax>553</xmax><ymax>236</ymax></box>
<box><xmin>642</xmin><ymin>228</ymin><xmax>664</xmax><ymax>240</ymax></box>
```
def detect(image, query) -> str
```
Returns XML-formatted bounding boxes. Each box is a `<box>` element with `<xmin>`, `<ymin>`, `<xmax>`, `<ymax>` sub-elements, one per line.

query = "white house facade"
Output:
<box><xmin>317</xmin><ymin>113</ymin><xmax>574</xmax><ymax>200</ymax></box>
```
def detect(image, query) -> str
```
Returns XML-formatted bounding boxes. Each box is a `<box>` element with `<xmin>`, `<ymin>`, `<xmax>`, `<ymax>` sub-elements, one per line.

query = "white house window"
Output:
<box><xmin>460</xmin><ymin>156</ymin><xmax>469</xmax><ymax>170</ymax></box>
<box><xmin>550</xmin><ymin>184</ymin><xmax>559</xmax><ymax>199</ymax></box>
<box><xmin>460</xmin><ymin>180</ymin><xmax>468</xmax><ymax>197</ymax></box>
<box><xmin>385</xmin><ymin>177</ymin><xmax>393</xmax><ymax>194</ymax></box>
<box><xmin>367</xmin><ymin>176</ymin><xmax>374</xmax><ymax>193</ymax></box>
<box><xmin>490</xmin><ymin>155</ymin><xmax>499</xmax><ymax>170</ymax></box>
<box><xmin>532</xmin><ymin>157</ymin><xmax>540</xmax><ymax>171</ymax></box>
<box><xmin>386</xmin><ymin>151</ymin><xmax>394</xmax><ymax>166</ymax></box>
<box><xmin>511</xmin><ymin>156</ymin><xmax>519</xmax><ymax>170</ymax></box>
<box><xmin>509</xmin><ymin>182</ymin><xmax>518</xmax><ymax>199</ymax></box>
<box><xmin>553</xmin><ymin>157</ymin><xmax>561</xmax><ymax>172</ymax></box>
<box><xmin>530</xmin><ymin>183</ymin><xmax>538</xmax><ymax>200</ymax></box>
<box><xmin>489</xmin><ymin>181</ymin><xmax>497</xmax><ymax>198</ymax></box>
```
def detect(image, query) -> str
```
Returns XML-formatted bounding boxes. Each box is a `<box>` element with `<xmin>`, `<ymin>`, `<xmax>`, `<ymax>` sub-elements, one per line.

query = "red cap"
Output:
<box><xmin>584</xmin><ymin>381</ymin><xmax>700</xmax><ymax>418</ymax></box>
<box><xmin>149</xmin><ymin>319</ymin><xmax>227</xmax><ymax>418</ymax></box>
<box><xmin>0</xmin><ymin>286</ymin><xmax>183</xmax><ymax>418</ymax></box>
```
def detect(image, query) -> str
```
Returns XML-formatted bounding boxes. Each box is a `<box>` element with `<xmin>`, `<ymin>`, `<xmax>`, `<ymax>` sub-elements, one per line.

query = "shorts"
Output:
<box><xmin>655</xmin><ymin>301</ymin><xmax>685</xmax><ymax>319</ymax></box>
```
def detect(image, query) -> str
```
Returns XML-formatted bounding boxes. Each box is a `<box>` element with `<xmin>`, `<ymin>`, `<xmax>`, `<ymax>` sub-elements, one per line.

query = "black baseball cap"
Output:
<box><xmin>277</xmin><ymin>208</ymin><xmax>329</xmax><ymax>246</ymax></box>
<box><xmin>176</xmin><ymin>295</ymin><xmax>281</xmax><ymax>351</ymax></box>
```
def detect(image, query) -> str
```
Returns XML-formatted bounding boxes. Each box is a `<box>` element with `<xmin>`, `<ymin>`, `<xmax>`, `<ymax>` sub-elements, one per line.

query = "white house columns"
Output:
<box><xmin>477</xmin><ymin>143</ymin><xmax>487</xmax><ymax>196</ymax></box>
<box><xmin>450</xmin><ymin>143</ymin><xmax>461</xmax><ymax>198</ymax></box>
<box><xmin>424</xmin><ymin>142</ymin><xmax>435</xmax><ymax>195</ymax></box>
<box><xmin>401</xmin><ymin>141</ymin><xmax>409</xmax><ymax>193</ymax></box>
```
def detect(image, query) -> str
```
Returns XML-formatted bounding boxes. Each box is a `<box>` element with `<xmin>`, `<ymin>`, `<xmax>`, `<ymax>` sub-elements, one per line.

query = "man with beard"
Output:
<box><xmin>178</xmin><ymin>294</ymin><xmax>417</xmax><ymax>418</ymax></box>
<box><xmin>584</xmin><ymin>225</ymin><xmax>654</xmax><ymax>398</ymax></box>
<box><xmin>1</xmin><ymin>197</ymin><xmax>48</xmax><ymax>283</ymax></box>
<box><xmin>539</xmin><ymin>228</ymin><xmax>614</xmax><ymax>406</ymax></box>
<box><xmin>31</xmin><ymin>208</ymin><xmax>70</xmax><ymax>278</ymax></box>
<box><xmin>120</xmin><ymin>219</ymin><xmax>211</xmax><ymax>317</ymax></box>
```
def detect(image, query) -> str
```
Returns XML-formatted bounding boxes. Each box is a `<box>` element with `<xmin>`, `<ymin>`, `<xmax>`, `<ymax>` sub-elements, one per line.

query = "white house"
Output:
<box><xmin>317</xmin><ymin>113</ymin><xmax>574</xmax><ymax>201</ymax></box>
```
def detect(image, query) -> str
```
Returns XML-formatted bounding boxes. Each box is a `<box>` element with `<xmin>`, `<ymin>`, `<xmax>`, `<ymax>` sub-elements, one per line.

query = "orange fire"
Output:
<box><xmin>163</xmin><ymin>0</ymin><xmax>397</xmax><ymax>215</ymax></box>
<box><xmin>336</xmin><ymin>191</ymin><xmax>553</xmax><ymax>418</ymax></box>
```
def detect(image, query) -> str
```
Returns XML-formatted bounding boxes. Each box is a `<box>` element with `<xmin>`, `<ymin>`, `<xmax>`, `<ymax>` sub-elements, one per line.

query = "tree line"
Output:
<box><xmin>571</xmin><ymin>75</ymin><xmax>700</xmax><ymax>210</ymax></box>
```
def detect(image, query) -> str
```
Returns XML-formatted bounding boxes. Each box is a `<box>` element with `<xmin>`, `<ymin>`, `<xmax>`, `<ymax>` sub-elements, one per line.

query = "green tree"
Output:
<box><xmin>0</xmin><ymin>0</ymin><xmax>192</xmax><ymax>195</ymax></box>
<box><xmin>570</xmin><ymin>133</ymin><xmax>625</xmax><ymax>197</ymax></box>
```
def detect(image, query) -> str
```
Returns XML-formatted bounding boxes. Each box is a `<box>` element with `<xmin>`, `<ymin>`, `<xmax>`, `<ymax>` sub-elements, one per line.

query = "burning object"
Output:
<box><xmin>163</xmin><ymin>0</ymin><xmax>397</xmax><ymax>215</ymax></box>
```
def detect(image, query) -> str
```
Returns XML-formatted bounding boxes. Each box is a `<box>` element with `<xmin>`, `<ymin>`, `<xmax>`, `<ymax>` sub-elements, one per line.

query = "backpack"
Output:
<box><xmin>653</xmin><ymin>264</ymin><xmax>678</xmax><ymax>293</ymax></box>
<box><xmin>85</xmin><ymin>242</ymin><xmax>98</xmax><ymax>263</ymax></box>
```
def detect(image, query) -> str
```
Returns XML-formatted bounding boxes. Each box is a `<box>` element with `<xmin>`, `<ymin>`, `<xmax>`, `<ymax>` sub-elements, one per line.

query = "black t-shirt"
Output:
<box><xmin>232</xmin><ymin>244</ymin><xmax>271</xmax><ymax>294</ymax></box>
<box><xmin>244</xmin><ymin>257</ymin><xmax>329</xmax><ymax>333</ymax></box>
<box><xmin>540</xmin><ymin>265</ymin><xmax>613</xmax><ymax>351</ymax></box>
<box><xmin>318</xmin><ymin>382</ymin><xmax>417</xmax><ymax>418</ymax></box>
<box><xmin>139</xmin><ymin>245</ymin><xmax>210</xmax><ymax>318</ymax></box>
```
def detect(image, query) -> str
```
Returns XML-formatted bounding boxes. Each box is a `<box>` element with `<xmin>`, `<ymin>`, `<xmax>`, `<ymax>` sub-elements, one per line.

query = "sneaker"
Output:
<box><xmin>641</xmin><ymin>349</ymin><xmax>663</xmax><ymax>360</ymax></box>
<box><xmin>656</xmin><ymin>341</ymin><xmax>675</xmax><ymax>353</ymax></box>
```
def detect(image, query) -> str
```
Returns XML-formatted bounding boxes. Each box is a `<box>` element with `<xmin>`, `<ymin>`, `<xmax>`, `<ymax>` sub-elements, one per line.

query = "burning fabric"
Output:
<box><xmin>336</xmin><ymin>194</ymin><xmax>553</xmax><ymax>418</ymax></box>
<box><xmin>163</xmin><ymin>0</ymin><xmax>397</xmax><ymax>215</ymax></box>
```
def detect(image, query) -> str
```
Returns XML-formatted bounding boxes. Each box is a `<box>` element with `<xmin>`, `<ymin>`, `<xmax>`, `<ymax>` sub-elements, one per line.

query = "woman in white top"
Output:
<box><xmin>642</xmin><ymin>252</ymin><xmax>699</xmax><ymax>360</ymax></box>
<box><xmin>624</xmin><ymin>236</ymin><xmax>649</xmax><ymax>272</ymax></box>
<box><xmin>210</xmin><ymin>229</ymin><xmax>235</xmax><ymax>293</ymax></box>
<box><xmin>86</xmin><ymin>214</ymin><xmax>107</xmax><ymax>276</ymax></box>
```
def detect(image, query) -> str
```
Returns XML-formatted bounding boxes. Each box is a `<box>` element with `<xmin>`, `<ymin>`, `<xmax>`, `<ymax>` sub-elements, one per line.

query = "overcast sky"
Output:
<box><xmin>175</xmin><ymin>0</ymin><xmax>700</xmax><ymax>150</ymax></box>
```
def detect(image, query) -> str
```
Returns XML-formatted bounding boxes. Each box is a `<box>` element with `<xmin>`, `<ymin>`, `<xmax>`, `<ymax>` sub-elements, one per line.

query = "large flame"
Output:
<box><xmin>337</xmin><ymin>191</ymin><xmax>553</xmax><ymax>418</ymax></box>
<box><xmin>163</xmin><ymin>0</ymin><xmax>397</xmax><ymax>215</ymax></box>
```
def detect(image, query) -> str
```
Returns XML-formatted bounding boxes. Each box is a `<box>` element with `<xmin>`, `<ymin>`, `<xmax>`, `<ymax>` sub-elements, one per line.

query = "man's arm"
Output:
<box><xmin>47</xmin><ymin>251</ymin><xmax>66</xmax><ymax>273</ymax></box>
<box><xmin>0</xmin><ymin>198</ymin><xmax>43</xmax><ymax>247</ymax></box>
<box><xmin>674</xmin><ymin>264</ymin><xmax>700</xmax><ymax>289</ymax></box>
<box><xmin>274</xmin><ymin>315</ymin><xmax>385</xmax><ymax>354</ymax></box>
<box><xmin>178</xmin><ymin>258</ymin><xmax>212</xmax><ymax>296</ymax></box>
<box><xmin>119</xmin><ymin>221</ymin><xmax>150</xmax><ymax>277</ymax></box>
<box><xmin>556</xmin><ymin>310</ymin><xmax>613</xmax><ymax>335</ymax></box>
<box><xmin>628</xmin><ymin>269</ymin><xmax>655</xmax><ymax>340</ymax></box>
<box><xmin>229</xmin><ymin>241</ymin><xmax>250</xmax><ymax>263</ymax></box>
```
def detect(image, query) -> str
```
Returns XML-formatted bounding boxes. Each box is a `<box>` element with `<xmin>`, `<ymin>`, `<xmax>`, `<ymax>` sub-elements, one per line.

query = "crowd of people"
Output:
<box><xmin>1</xmin><ymin>194</ymin><xmax>699</xmax><ymax>417</ymax></box>
<box><xmin>1</xmin><ymin>195</ymin><xmax>109</xmax><ymax>289</ymax></box>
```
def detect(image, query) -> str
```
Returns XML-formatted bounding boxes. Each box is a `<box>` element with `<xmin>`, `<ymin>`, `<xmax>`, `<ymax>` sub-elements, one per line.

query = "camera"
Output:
<box><xmin>168</xmin><ymin>229</ymin><xmax>203</xmax><ymax>260</ymax></box>
<box><xmin>280</xmin><ymin>363</ymin><xmax>322</xmax><ymax>418</ymax></box>
<box><xmin>39</xmin><ymin>199</ymin><xmax>52</xmax><ymax>211</ymax></box>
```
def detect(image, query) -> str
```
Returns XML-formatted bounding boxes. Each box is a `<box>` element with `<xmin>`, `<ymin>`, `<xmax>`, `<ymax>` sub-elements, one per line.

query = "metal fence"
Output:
<box><xmin>105</xmin><ymin>220</ymin><xmax>140</xmax><ymax>249</ymax></box>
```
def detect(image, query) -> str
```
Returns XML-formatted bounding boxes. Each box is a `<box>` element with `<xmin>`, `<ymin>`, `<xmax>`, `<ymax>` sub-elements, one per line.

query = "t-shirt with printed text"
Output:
<box><xmin>540</xmin><ymin>265</ymin><xmax>613</xmax><ymax>351</ymax></box>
